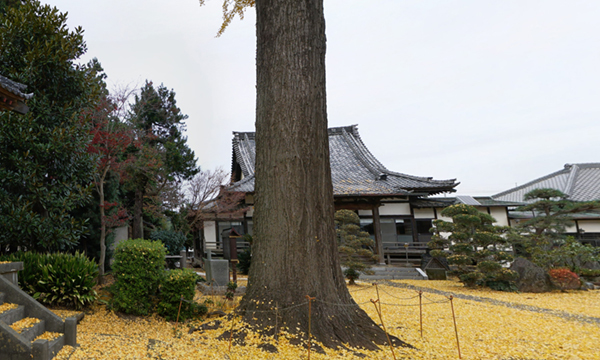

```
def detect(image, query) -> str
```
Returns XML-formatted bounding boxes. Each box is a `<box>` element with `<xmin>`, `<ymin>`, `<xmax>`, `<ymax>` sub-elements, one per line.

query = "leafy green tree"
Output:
<box><xmin>0</xmin><ymin>1</ymin><xmax>105</xmax><ymax>252</ymax></box>
<box><xmin>335</xmin><ymin>210</ymin><xmax>375</xmax><ymax>285</ymax></box>
<box><xmin>430</xmin><ymin>204</ymin><xmax>516</xmax><ymax>289</ymax></box>
<box><xmin>510</xmin><ymin>188</ymin><xmax>600</xmax><ymax>269</ymax></box>
<box><xmin>0</xmin><ymin>0</ymin><xmax>21</xmax><ymax>15</ymax></box>
<box><xmin>125</xmin><ymin>81</ymin><xmax>198</xmax><ymax>239</ymax></box>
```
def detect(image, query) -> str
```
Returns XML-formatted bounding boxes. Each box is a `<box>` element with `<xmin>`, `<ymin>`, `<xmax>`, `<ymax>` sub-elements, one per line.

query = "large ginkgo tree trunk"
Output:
<box><xmin>237</xmin><ymin>0</ymin><xmax>409</xmax><ymax>350</ymax></box>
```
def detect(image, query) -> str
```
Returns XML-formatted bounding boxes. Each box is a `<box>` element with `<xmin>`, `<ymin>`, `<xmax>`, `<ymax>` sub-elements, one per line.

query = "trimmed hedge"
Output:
<box><xmin>111</xmin><ymin>239</ymin><xmax>166</xmax><ymax>315</ymax></box>
<box><xmin>0</xmin><ymin>251</ymin><xmax>98</xmax><ymax>309</ymax></box>
<box><xmin>157</xmin><ymin>268</ymin><xmax>206</xmax><ymax>321</ymax></box>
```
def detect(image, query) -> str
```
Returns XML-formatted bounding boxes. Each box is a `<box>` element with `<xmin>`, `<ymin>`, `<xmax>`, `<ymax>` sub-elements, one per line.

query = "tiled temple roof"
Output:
<box><xmin>229</xmin><ymin>125</ymin><xmax>458</xmax><ymax>197</ymax></box>
<box><xmin>493</xmin><ymin>163</ymin><xmax>600</xmax><ymax>202</ymax></box>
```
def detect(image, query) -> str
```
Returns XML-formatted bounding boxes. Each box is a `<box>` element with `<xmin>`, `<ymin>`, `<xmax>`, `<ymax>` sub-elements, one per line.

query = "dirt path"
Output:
<box><xmin>381</xmin><ymin>281</ymin><xmax>600</xmax><ymax>326</ymax></box>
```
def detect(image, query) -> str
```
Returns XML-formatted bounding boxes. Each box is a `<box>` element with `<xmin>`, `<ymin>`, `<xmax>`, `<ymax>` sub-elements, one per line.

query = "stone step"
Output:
<box><xmin>0</xmin><ymin>292</ymin><xmax>5</xmax><ymax>304</ymax></box>
<box><xmin>33</xmin><ymin>331</ymin><xmax>65</xmax><ymax>360</ymax></box>
<box><xmin>371</xmin><ymin>267</ymin><xmax>420</xmax><ymax>273</ymax></box>
<box><xmin>49</xmin><ymin>334</ymin><xmax>66</xmax><ymax>358</ymax></box>
<box><xmin>361</xmin><ymin>267</ymin><xmax>427</xmax><ymax>280</ymax></box>
<box><xmin>362</xmin><ymin>274</ymin><xmax>425</xmax><ymax>280</ymax></box>
<box><xmin>0</xmin><ymin>304</ymin><xmax>25</xmax><ymax>325</ymax></box>
<box><xmin>12</xmin><ymin>317</ymin><xmax>46</xmax><ymax>343</ymax></box>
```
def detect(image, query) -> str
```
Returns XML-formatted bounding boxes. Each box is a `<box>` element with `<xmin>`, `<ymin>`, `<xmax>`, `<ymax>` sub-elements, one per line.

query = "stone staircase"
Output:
<box><xmin>0</xmin><ymin>264</ymin><xmax>76</xmax><ymax>360</ymax></box>
<box><xmin>359</xmin><ymin>265</ymin><xmax>428</xmax><ymax>281</ymax></box>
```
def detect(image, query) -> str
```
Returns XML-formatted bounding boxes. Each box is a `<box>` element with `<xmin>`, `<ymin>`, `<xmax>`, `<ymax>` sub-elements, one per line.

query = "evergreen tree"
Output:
<box><xmin>125</xmin><ymin>81</ymin><xmax>198</xmax><ymax>239</ymax></box>
<box><xmin>510</xmin><ymin>188</ymin><xmax>600</xmax><ymax>269</ymax></box>
<box><xmin>335</xmin><ymin>210</ymin><xmax>375</xmax><ymax>285</ymax></box>
<box><xmin>0</xmin><ymin>0</ymin><xmax>21</xmax><ymax>15</ymax></box>
<box><xmin>430</xmin><ymin>204</ymin><xmax>516</xmax><ymax>289</ymax></box>
<box><xmin>0</xmin><ymin>1</ymin><xmax>105</xmax><ymax>252</ymax></box>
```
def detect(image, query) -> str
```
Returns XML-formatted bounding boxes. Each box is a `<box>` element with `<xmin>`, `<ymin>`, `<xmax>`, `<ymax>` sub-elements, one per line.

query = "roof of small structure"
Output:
<box><xmin>0</xmin><ymin>74</ymin><xmax>33</xmax><ymax>114</ymax></box>
<box><xmin>492</xmin><ymin>163</ymin><xmax>600</xmax><ymax>203</ymax></box>
<box><xmin>229</xmin><ymin>125</ymin><xmax>458</xmax><ymax>197</ymax></box>
<box><xmin>0</xmin><ymin>74</ymin><xmax>33</xmax><ymax>100</ymax></box>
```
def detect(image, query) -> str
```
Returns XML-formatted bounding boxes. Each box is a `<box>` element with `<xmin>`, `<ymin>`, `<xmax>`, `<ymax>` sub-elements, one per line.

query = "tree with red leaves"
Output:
<box><xmin>86</xmin><ymin>92</ymin><xmax>134</xmax><ymax>279</ymax></box>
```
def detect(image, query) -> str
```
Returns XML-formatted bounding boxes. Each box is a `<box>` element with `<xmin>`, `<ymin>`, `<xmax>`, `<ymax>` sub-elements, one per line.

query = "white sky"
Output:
<box><xmin>46</xmin><ymin>0</ymin><xmax>600</xmax><ymax>196</ymax></box>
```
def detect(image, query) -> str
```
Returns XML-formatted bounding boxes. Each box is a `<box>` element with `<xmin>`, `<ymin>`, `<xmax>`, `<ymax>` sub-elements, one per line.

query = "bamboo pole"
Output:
<box><xmin>175</xmin><ymin>295</ymin><xmax>183</xmax><ymax>331</ymax></box>
<box><xmin>370</xmin><ymin>299</ymin><xmax>397</xmax><ymax>360</ymax></box>
<box><xmin>448</xmin><ymin>295</ymin><xmax>461</xmax><ymax>359</ymax></box>
<box><xmin>418</xmin><ymin>290</ymin><xmax>423</xmax><ymax>338</ymax></box>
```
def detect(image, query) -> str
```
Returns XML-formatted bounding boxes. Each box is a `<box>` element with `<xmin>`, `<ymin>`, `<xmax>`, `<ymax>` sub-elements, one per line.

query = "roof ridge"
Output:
<box><xmin>343</xmin><ymin>125</ymin><xmax>457</xmax><ymax>185</ymax></box>
<box><xmin>568</xmin><ymin>162</ymin><xmax>600</xmax><ymax>168</ymax></box>
<box><xmin>563</xmin><ymin>164</ymin><xmax>579</xmax><ymax>197</ymax></box>
<box><xmin>231</xmin><ymin>132</ymin><xmax>255</xmax><ymax>177</ymax></box>
<box><xmin>492</xmin><ymin>166</ymin><xmax>570</xmax><ymax>199</ymax></box>
<box><xmin>339</xmin><ymin>127</ymin><xmax>382</xmax><ymax>178</ymax></box>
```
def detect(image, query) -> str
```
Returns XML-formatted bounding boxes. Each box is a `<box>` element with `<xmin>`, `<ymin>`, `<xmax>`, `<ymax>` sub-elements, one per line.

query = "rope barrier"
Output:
<box><xmin>186</xmin><ymin>280</ymin><xmax>465</xmax><ymax>357</ymax></box>
<box><xmin>423</xmin><ymin>295</ymin><xmax>451</xmax><ymax>304</ymax></box>
<box><xmin>348</xmin><ymin>284</ymin><xmax>376</xmax><ymax>292</ymax></box>
<box><xmin>314</xmin><ymin>298</ymin><xmax>371</xmax><ymax>307</ymax></box>
<box><xmin>377</xmin><ymin>286</ymin><xmax>421</xmax><ymax>300</ymax></box>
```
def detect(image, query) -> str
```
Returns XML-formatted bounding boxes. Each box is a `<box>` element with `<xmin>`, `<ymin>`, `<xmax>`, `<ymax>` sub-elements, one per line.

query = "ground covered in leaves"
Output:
<box><xmin>53</xmin><ymin>279</ymin><xmax>599</xmax><ymax>359</ymax></box>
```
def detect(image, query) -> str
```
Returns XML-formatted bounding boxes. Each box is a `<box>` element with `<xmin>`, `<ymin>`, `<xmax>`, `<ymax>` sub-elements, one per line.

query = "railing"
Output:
<box><xmin>382</xmin><ymin>241</ymin><xmax>429</xmax><ymax>252</ymax></box>
<box><xmin>382</xmin><ymin>241</ymin><xmax>429</xmax><ymax>266</ymax></box>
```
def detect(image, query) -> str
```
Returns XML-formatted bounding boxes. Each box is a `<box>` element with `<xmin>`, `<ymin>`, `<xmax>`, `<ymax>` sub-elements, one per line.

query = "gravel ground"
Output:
<box><xmin>381</xmin><ymin>280</ymin><xmax>600</xmax><ymax>326</ymax></box>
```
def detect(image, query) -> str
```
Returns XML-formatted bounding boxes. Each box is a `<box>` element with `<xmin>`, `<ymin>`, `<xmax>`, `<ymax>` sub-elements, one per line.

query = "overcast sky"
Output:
<box><xmin>46</xmin><ymin>0</ymin><xmax>600</xmax><ymax>196</ymax></box>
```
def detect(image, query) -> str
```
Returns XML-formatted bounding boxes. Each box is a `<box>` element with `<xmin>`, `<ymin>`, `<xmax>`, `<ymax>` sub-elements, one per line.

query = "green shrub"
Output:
<box><xmin>459</xmin><ymin>271</ymin><xmax>484</xmax><ymax>287</ymax></box>
<box><xmin>578</xmin><ymin>268</ymin><xmax>600</xmax><ymax>277</ymax></box>
<box><xmin>0</xmin><ymin>252</ymin><xmax>98</xmax><ymax>309</ymax></box>
<box><xmin>150</xmin><ymin>230</ymin><xmax>186</xmax><ymax>255</ymax></box>
<box><xmin>157</xmin><ymin>268</ymin><xmax>206</xmax><ymax>321</ymax></box>
<box><xmin>486</xmin><ymin>280</ymin><xmax>518</xmax><ymax>292</ymax></box>
<box><xmin>224</xmin><ymin>281</ymin><xmax>237</xmax><ymax>301</ymax></box>
<box><xmin>343</xmin><ymin>268</ymin><xmax>360</xmax><ymax>284</ymax></box>
<box><xmin>237</xmin><ymin>247</ymin><xmax>252</xmax><ymax>275</ymax></box>
<box><xmin>111</xmin><ymin>239</ymin><xmax>166</xmax><ymax>315</ymax></box>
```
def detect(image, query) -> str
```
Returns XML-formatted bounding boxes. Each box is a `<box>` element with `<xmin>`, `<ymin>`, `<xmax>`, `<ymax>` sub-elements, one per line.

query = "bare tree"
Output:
<box><xmin>178</xmin><ymin>168</ymin><xmax>246</xmax><ymax>256</ymax></box>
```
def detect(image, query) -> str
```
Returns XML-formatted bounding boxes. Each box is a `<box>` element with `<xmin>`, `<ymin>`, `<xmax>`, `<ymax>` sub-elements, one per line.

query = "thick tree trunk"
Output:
<box><xmin>237</xmin><ymin>0</ymin><xmax>408</xmax><ymax>350</ymax></box>
<box><xmin>132</xmin><ymin>188</ymin><xmax>144</xmax><ymax>239</ymax></box>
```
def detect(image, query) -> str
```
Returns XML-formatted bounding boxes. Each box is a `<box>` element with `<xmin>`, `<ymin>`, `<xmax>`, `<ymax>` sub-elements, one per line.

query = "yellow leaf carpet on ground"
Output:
<box><xmin>52</xmin><ymin>279</ymin><xmax>599</xmax><ymax>359</ymax></box>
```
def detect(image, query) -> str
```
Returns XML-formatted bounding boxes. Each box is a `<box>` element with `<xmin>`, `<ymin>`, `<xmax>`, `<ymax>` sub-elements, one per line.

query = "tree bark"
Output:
<box><xmin>98</xmin><ymin>181</ymin><xmax>106</xmax><ymax>280</ymax></box>
<box><xmin>237</xmin><ymin>0</ymin><xmax>409</xmax><ymax>350</ymax></box>
<box><xmin>132</xmin><ymin>188</ymin><xmax>144</xmax><ymax>239</ymax></box>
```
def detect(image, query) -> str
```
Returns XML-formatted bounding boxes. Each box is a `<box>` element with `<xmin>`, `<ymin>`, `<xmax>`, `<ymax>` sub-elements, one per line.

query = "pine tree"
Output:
<box><xmin>335</xmin><ymin>210</ymin><xmax>375</xmax><ymax>285</ymax></box>
<box><xmin>125</xmin><ymin>81</ymin><xmax>198</xmax><ymax>239</ymax></box>
<box><xmin>430</xmin><ymin>204</ymin><xmax>516</xmax><ymax>289</ymax></box>
<box><xmin>510</xmin><ymin>188</ymin><xmax>600</xmax><ymax>270</ymax></box>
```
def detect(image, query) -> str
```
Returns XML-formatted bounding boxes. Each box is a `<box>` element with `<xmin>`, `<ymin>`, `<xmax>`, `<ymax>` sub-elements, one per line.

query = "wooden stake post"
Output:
<box><xmin>372</xmin><ymin>283</ymin><xmax>397</xmax><ymax>360</ymax></box>
<box><xmin>448</xmin><ymin>295</ymin><xmax>461</xmax><ymax>359</ymax></box>
<box><xmin>305</xmin><ymin>295</ymin><xmax>316</xmax><ymax>360</ymax></box>
<box><xmin>418</xmin><ymin>291</ymin><xmax>423</xmax><ymax>337</ymax></box>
